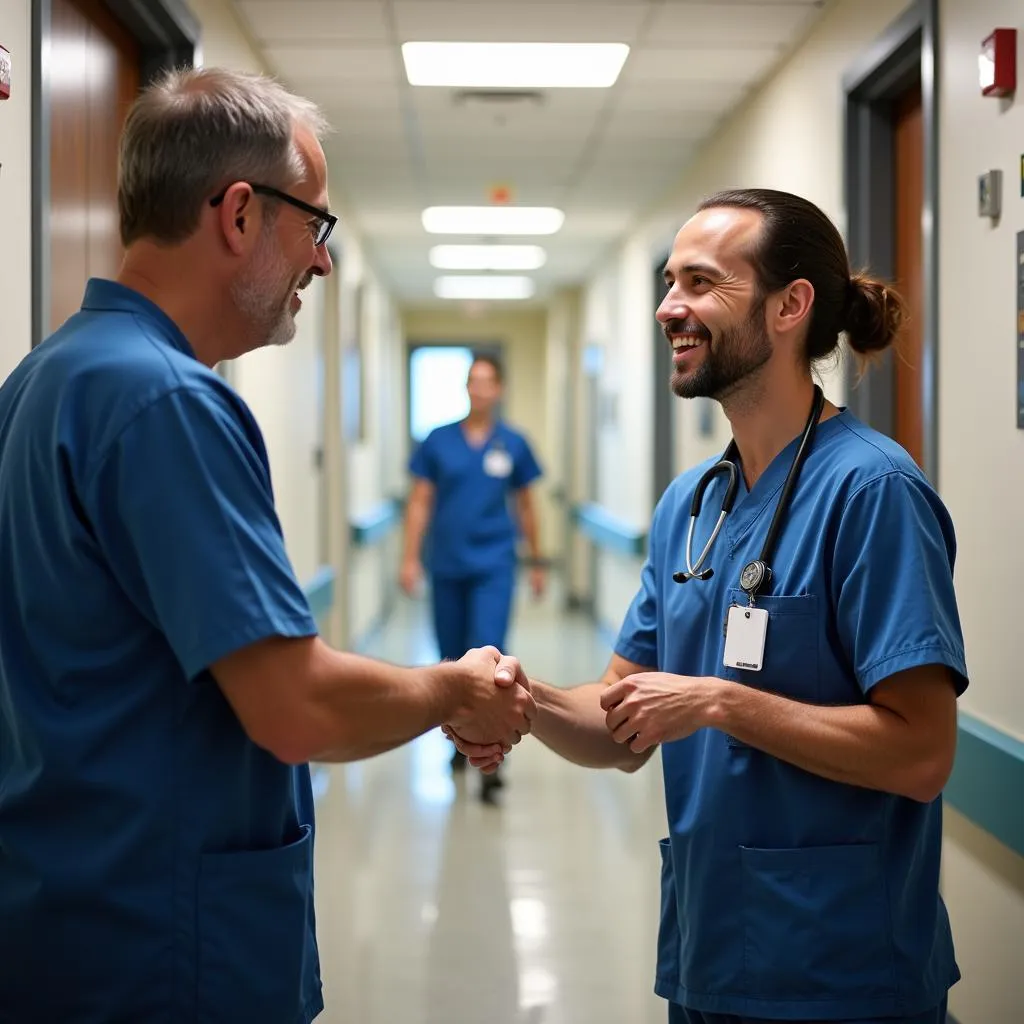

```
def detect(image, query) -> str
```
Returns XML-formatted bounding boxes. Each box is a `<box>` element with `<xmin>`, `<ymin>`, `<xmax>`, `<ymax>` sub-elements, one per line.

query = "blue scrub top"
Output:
<box><xmin>410</xmin><ymin>419</ymin><xmax>542</xmax><ymax>578</ymax></box>
<box><xmin>0</xmin><ymin>280</ymin><xmax>323</xmax><ymax>1023</ymax></box>
<box><xmin>615</xmin><ymin>411</ymin><xmax>968</xmax><ymax>1021</ymax></box>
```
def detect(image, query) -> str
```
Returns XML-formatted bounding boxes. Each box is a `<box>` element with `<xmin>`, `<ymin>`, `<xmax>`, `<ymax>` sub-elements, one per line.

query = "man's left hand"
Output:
<box><xmin>600</xmin><ymin>673</ymin><xmax>719</xmax><ymax>753</ymax></box>
<box><xmin>529</xmin><ymin>566</ymin><xmax>546</xmax><ymax>599</ymax></box>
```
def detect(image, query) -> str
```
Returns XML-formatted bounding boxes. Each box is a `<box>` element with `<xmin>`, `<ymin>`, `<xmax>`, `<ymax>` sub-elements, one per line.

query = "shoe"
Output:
<box><xmin>480</xmin><ymin>771</ymin><xmax>504</xmax><ymax>805</ymax></box>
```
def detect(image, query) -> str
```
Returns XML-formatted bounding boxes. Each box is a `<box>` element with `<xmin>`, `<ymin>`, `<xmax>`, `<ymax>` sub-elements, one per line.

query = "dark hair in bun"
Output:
<box><xmin>844</xmin><ymin>272</ymin><xmax>907</xmax><ymax>356</ymax></box>
<box><xmin>696</xmin><ymin>188</ymin><xmax>906</xmax><ymax>364</ymax></box>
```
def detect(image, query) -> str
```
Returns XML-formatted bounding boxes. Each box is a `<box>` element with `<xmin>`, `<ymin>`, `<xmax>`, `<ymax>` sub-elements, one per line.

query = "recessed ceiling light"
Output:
<box><xmin>429</xmin><ymin>244</ymin><xmax>547</xmax><ymax>271</ymax></box>
<box><xmin>402</xmin><ymin>42</ymin><xmax>630</xmax><ymax>89</ymax></box>
<box><xmin>422</xmin><ymin>206</ymin><xmax>564</xmax><ymax>236</ymax></box>
<box><xmin>433</xmin><ymin>276</ymin><xmax>536</xmax><ymax>301</ymax></box>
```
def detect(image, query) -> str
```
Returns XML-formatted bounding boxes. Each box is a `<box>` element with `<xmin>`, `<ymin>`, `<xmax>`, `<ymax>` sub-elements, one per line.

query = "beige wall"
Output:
<box><xmin>577</xmin><ymin>0</ymin><xmax>1024</xmax><ymax>1019</ymax></box>
<box><xmin>0</xmin><ymin>0</ymin><xmax>33</xmax><ymax>380</ymax></box>
<box><xmin>936</xmin><ymin>1</ymin><xmax>1024</xmax><ymax>1019</ymax></box>
<box><xmin>399</xmin><ymin>306</ymin><xmax>556</xmax><ymax>563</ymax></box>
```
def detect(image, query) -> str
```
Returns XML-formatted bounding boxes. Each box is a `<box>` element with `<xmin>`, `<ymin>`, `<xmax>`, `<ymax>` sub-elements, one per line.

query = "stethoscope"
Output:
<box><xmin>672</xmin><ymin>385</ymin><xmax>826</xmax><ymax>602</ymax></box>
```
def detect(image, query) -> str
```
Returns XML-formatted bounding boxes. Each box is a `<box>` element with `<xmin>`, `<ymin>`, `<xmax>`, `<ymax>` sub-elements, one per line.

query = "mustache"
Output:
<box><xmin>663</xmin><ymin>318</ymin><xmax>711</xmax><ymax>341</ymax></box>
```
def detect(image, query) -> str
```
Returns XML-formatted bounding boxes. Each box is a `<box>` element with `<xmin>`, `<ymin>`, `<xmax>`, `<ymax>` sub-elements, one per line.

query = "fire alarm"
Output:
<box><xmin>0</xmin><ymin>46</ymin><xmax>11</xmax><ymax>101</ymax></box>
<box><xmin>979</xmin><ymin>28</ymin><xmax>1016</xmax><ymax>97</ymax></box>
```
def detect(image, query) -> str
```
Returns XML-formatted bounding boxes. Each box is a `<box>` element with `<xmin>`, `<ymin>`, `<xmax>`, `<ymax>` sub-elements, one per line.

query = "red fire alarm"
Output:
<box><xmin>0</xmin><ymin>46</ymin><xmax>11</xmax><ymax>101</ymax></box>
<box><xmin>980</xmin><ymin>28</ymin><xmax>1016</xmax><ymax>97</ymax></box>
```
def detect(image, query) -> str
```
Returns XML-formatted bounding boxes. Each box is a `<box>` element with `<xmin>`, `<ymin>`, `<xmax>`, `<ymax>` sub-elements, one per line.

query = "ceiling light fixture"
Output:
<box><xmin>433</xmin><ymin>276</ymin><xmax>536</xmax><ymax>301</ymax></box>
<box><xmin>429</xmin><ymin>244</ymin><xmax>547</xmax><ymax>271</ymax></box>
<box><xmin>402</xmin><ymin>42</ymin><xmax>630</xmax><ymax>89</ymax></box>
<box><xmin>421</xmin><ymin>206</ymin><xmax>564</xmax><ymax>236</ymax></box>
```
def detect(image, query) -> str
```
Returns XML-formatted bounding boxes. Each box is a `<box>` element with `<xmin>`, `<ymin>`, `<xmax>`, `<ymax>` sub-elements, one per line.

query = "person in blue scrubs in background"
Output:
<box><xmin>401</xmin><ymin>354</ymin><xmax>545</xmax><ymax>803</ymax></box>
<box><xmin>450</xmin><ymin>189</ymin><xmax>967</xmax><ymax>1023</ymax></box>
<box><xmin>0</xmin><ymin>68</ymin><xmax>534</xmax><ymax>1024</ymax></box>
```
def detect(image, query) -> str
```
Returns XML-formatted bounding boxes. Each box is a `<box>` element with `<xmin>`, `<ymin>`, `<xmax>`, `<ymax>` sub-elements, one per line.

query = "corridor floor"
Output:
<box><xmin>311</xmin><ymin>578</ymin><xmax>670</xmax><ymax>1024</ymax></box>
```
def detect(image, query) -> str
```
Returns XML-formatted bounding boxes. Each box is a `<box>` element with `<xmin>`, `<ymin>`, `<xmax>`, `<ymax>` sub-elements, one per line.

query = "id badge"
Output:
<box><xmin>483</xmin><ymin>449</ymin><xmax>513</xmax><ymax>478</ymax></box>
<box><xmin>723</xmin><ymin>604</ymin><xmax>769</xmax><ymax>672</ymax></box>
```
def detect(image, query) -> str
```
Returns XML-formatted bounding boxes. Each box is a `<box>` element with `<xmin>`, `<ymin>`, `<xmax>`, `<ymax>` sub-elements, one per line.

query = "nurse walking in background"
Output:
<box><xmin>401</xmin><ymin>354</ymin><xmax>545</xmax><ymax>803</ymax></box>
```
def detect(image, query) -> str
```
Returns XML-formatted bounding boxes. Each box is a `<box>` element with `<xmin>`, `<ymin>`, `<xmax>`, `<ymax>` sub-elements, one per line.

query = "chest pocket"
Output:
<box><xmin>722</xmin><ymin>590</ymin><xmax>820</xmax><ymax>745</ymax></box>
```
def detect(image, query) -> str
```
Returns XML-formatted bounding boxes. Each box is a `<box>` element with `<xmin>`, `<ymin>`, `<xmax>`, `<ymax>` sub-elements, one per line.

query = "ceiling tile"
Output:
<box><xmin>622</xmin><ymin>46</ymin><xmax>782</xmax><ymax>84</ymax></box>
<box><xmin>644</xmin><ymin>3</ymin><xmax>820</xmax><ymax>46</ymax></box>
<box><xmin>236</xmin><ymin>1</ymin><xmax>389</xmax><ymax>43</ymax></box>
<box><xmin>392</xmin><ymin>2</ymin><xmax>650</xmax><ymax>43</ymax></box>
<box><xmin>263</xmin><ymin>45</ymin><xmax>398</xmax><ymax>83</ymax></box>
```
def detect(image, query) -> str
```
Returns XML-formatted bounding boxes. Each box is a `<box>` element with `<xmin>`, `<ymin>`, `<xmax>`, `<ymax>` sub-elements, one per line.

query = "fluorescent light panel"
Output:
<box><xmin>434</xmin><ymin>276</ymin><xmax>536</xmax><ymax>301</ymax></box>
<box><xmin>402</xmin><ymin>42</ymin><xmax>629</xmax><ymax>89</ymax></box>
<box><xmin>429</xmin><ymin>245</ymin><xmax>547</xmax><ymax>271</ymax></box>
<box><xmin>422</xmin><ymin>206</ymin><xmax>564</xmax><ymax>236</ymax></box>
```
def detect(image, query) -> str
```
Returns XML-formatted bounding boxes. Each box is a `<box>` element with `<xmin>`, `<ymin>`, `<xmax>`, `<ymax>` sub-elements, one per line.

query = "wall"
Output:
<box><xmin>936</xmin><ymin>1</ymin><xmax>1024</xmax><ymax>1019</ymax></box>
<box><xmin>399</xmin><ymin>305</ymin><xmax>556</xmax><ymax>564</ymax></box>
<box><xmin>578</xmin><ymin>0</ymin><xmax>1024</xmax><ymax>1020</ymax></box>
<box><xmin>344</xmin><ymin>236</ymin><xmax>404</xmax><ymax>645</ymax></box>
<box><xmin>0</xmin><ymin>0</ymin><xmax>33</xmax><ymax>380</ymax></box>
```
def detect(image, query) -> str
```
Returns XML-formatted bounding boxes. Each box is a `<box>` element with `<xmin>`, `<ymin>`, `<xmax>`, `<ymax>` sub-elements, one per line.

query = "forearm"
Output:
<box><xmin>532</xmin><ymin>680</ymin><xmax>650</xmax><ymax>772</ymax></box>
<box><xmin>306</xmin><ymin>651</ymin><xmax>458</xmax><ymax>763</ymax></box>
<box><xmin>518</xmin><ymin>504</ymin><xmax>541</xmax><ymax>560</ymax></box>
<box><xmin>402</xmin><ymin>500</ymin><xmax>430</xmax><ymax>564</ymax></box>
<box><xmin>709</xmin><ymin>680</ymin><xmax>946</xmax><ymax>801</ymax></box>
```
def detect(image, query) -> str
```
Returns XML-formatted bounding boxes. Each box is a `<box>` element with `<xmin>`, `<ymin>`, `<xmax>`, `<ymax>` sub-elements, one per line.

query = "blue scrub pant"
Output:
<box><xmin>430</xmin><ymin>569</ymin><xmax>516</xmax><ymax>661</ymax></box>
<box><xmin>667</xmin><ymin>997</ymin><xmax>948</xmax><ymax>1024</ymax></box>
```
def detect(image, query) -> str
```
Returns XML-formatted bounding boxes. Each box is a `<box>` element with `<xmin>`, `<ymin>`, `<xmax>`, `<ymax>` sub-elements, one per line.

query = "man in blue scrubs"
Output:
<box><xmin>451</xmin><ymin>190</ymin><xmax>967</xmax><ymax>1022</ymax></box>
<box><xmin>401</xmin><ymin>354</ymin><xmax>544</xmax><ymax>803</ymax></box>
<box><xmin>0</xmin><ymin>68</ymin><xmax>533</xmax><ymax>1023</ymax></box>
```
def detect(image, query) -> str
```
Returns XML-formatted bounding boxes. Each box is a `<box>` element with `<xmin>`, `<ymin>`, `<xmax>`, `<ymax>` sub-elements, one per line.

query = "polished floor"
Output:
<box><xmin>312</xmin><ymin>576</ymin><xmax>671</xmax><ymax>1024</ymax></box>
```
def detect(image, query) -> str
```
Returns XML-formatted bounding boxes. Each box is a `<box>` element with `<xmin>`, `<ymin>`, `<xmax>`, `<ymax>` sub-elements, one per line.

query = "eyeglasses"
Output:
<box><xmin>210</xmin><ymin>183</ymin><xmax>337</xmax><ymax>247</ymax></box>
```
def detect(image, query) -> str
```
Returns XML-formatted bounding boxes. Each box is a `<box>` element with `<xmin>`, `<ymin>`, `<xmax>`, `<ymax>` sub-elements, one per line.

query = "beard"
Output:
<box><xmin>230</xmin><ymin>229</ymin><xmax>306</xmax><ymax>349</ymax></box>
<box><xmin>669</xmin><ymin>300</ymin><xmax>772</xmax><ymax>400</ymax></box>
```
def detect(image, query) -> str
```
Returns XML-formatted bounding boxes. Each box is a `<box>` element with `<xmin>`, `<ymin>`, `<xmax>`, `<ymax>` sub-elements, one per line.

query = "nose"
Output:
<box><xmin>312</xmin><ymin>242</ymin><xmax>332</xmax><ymax>277</ymax></box>
<box><xmin>656</xmin><ymin>287</ymin><xmax>690</xmax><ymax>325</ymax></box>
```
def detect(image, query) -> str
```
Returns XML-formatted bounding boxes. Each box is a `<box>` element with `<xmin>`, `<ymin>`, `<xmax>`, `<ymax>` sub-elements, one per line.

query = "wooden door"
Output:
<box><xmin>49</xmin><ymin>0</ymin><xmax>140</xmax><ymax>333</ymax></box>
<box><xmin>892</xmin><ymin>81</ymin><xmax>924</xmax><ymax>467</ymax></box>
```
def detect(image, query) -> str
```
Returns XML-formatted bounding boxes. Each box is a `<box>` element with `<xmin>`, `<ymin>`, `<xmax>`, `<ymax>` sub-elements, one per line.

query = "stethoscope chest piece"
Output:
<box><xmin>739</xmin><ymin>559</ymin><xmax>771</xmax><ymax>597</ymax></box>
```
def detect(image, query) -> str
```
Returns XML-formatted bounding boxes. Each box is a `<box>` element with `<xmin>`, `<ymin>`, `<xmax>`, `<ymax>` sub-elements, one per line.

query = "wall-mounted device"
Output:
<box><xmin>1017</xmin><ymin>232</ymin><xmax>1024</xmax><ymax>429</ymax></box>
<box><xmin>980</xmin><ymin>28</ymin><xmax>1016</xmax><ymax>97</ymax></box>
<box><xmin>0</xmin><ymin>45</ymin><xmax>11</xmax><ymax>100</ymax></box>
<box><xmin>979</xmin><ymin>169</ymin><xmax>1002</xmax><ymax>219</ymax></box>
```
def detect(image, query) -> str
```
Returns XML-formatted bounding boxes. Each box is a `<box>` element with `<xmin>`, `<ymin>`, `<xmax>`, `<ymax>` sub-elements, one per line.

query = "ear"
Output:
<box><xmin>767</xmin><ymin>278</ymin><xmax>814</xmax><ymax>340</ymax></box>
<box><xmin>215</xmin><ymin>183</ymin><xmax>259</xmax><ymax>256</ymax></box>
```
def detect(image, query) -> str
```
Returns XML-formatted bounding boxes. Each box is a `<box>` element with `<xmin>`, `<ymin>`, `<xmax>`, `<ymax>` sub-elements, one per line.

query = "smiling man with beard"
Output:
<box><xmin>0</xmin><ymin>68</ymin><xmax>533</xmax><ymax>1023</ymax></box>
<box><xmin>450</xmin><ymin>189</ymin><xmax>969</xmax><ymax>1024</ymax></box>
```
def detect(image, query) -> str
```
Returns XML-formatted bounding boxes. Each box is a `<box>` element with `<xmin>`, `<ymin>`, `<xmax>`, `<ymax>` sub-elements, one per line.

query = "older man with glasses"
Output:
<box><xmin>0</xmin><ymin>67</ymin><xmax>532</xmax><ymax>1023</ymax></box>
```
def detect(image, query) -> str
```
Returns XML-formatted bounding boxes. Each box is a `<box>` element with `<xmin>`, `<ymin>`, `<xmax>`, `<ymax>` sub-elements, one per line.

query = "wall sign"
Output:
<box><xmin>0</xmin><ymin>45</ymin><xmax>10</xmax><ymax>100</ymax></box>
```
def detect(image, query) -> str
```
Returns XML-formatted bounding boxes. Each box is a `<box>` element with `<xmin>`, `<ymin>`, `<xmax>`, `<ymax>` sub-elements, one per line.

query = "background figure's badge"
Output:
<box><xmin>483</xmin><ymin>446</ymin><xmax>513</xmax><ymax>478</ymax></box>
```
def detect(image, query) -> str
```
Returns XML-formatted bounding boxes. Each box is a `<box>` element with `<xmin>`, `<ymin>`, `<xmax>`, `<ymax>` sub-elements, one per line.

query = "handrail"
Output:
<box><xmin>572</xmin><ymin>501</ymin><xmax>647</xmax><ymax>557</ymax></box>
<box><xmin>350</xmin><ymin>499</ymin><xmax>402</xmax><ymax>548</ymax></box>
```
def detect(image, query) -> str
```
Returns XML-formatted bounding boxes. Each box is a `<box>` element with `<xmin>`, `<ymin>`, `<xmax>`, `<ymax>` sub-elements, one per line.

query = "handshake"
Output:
<box><xmin>439</xmin><ymin>646</ymin><xmax>535</xmax><ymax>774</ymax></box>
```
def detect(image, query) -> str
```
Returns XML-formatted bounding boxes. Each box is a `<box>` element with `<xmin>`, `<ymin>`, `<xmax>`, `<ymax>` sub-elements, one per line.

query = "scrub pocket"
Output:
<box><xmin>655</xmin><ymin>838</ymin><xmax>682</xmax><ymax>990</ymax></box>
<box><xmin>725</xmin><ymin>592</ymin><xmax>819</xmax><ymax>748</ymax></box>
<box><xmin>739</xmin><ymin>843</ymin><xmax>896</xmax><ymax>1001</ymax></box>
<box><xmin>196</xmin><ymin>824</ymin><xmax>313</xmax><ymax>1023</ymax></box>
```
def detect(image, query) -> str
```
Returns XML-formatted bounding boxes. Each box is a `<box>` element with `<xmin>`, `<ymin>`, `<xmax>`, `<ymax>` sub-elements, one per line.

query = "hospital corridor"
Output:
<box><xmin>1</xmin><ymin>0</ymin><xmax>1023</xmax><ymax>1023</ymax></box>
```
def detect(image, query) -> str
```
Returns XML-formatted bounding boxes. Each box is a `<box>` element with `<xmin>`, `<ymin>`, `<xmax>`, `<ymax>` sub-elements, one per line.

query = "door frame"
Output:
<box><xmin>842</xmin><ymin>0</ymin><xmax>939</xmax><ymax>483</ymax></box>
<box><xmin>652</xmin><ymin>252</ymin><xmax>674</xmax><ymax>506</ymax></box>
<box><xmin>31</xmin><ymin>0</ymin><xmax>200</xmax><ymax>348</ymax></box>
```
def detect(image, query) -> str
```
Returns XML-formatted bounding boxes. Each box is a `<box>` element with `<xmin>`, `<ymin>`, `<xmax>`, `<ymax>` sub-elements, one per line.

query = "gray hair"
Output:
<box><xmin>117</xmin><ymin>66</ymin><xmax>330</xmax><ymax>246</ymax></box>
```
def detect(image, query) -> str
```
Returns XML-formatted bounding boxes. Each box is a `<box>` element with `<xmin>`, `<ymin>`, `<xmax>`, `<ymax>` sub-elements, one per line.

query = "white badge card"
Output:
<box><xmin>483</xmin><ymin>449</ymin><xmax>513</xmax><ymax>478</ymax></box>
<box><xmin>722</xmin><ymin>605</ymin><xmax>769</xmax><ymax>672</ymax></box>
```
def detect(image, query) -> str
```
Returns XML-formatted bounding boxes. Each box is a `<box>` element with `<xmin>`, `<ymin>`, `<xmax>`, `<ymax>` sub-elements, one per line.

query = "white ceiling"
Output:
<box><xmin>230</xmin><ymin>0</ymin><xmax>828</xmax><ymax>306</ymax></box>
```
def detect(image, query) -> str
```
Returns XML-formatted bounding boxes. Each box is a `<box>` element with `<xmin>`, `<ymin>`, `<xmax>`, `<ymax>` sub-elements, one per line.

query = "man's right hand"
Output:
<box><xmin>399</xmin><ymin>559</ymin><xmax>422</xmax><ymax>596</ymax></box>
<box><xmin>444</xmin><ymin>646</ymin><xmax>535</xmax><ymax>752</ymax></box>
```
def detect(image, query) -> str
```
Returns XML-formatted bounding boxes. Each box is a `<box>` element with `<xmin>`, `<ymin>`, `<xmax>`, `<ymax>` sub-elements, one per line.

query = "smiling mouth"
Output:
<box><xmin>669</xmin><ymin>332</ymin><xmax>708</xmax><ymax>351</ymax></box>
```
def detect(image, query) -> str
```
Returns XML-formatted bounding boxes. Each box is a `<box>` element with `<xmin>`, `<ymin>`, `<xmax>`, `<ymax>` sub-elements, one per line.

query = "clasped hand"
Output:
<box><xmin>443</xmin><ymin>647</ymin><xmax>536</xmax><ymax>765</ymax></box>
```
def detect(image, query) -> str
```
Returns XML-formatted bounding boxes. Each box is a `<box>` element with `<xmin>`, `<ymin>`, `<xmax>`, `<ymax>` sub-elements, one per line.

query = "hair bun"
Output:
<box><xmin>844</xmin><ymin>273</ymin><xmax>907</xmax><ymax>356</ymax></box>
